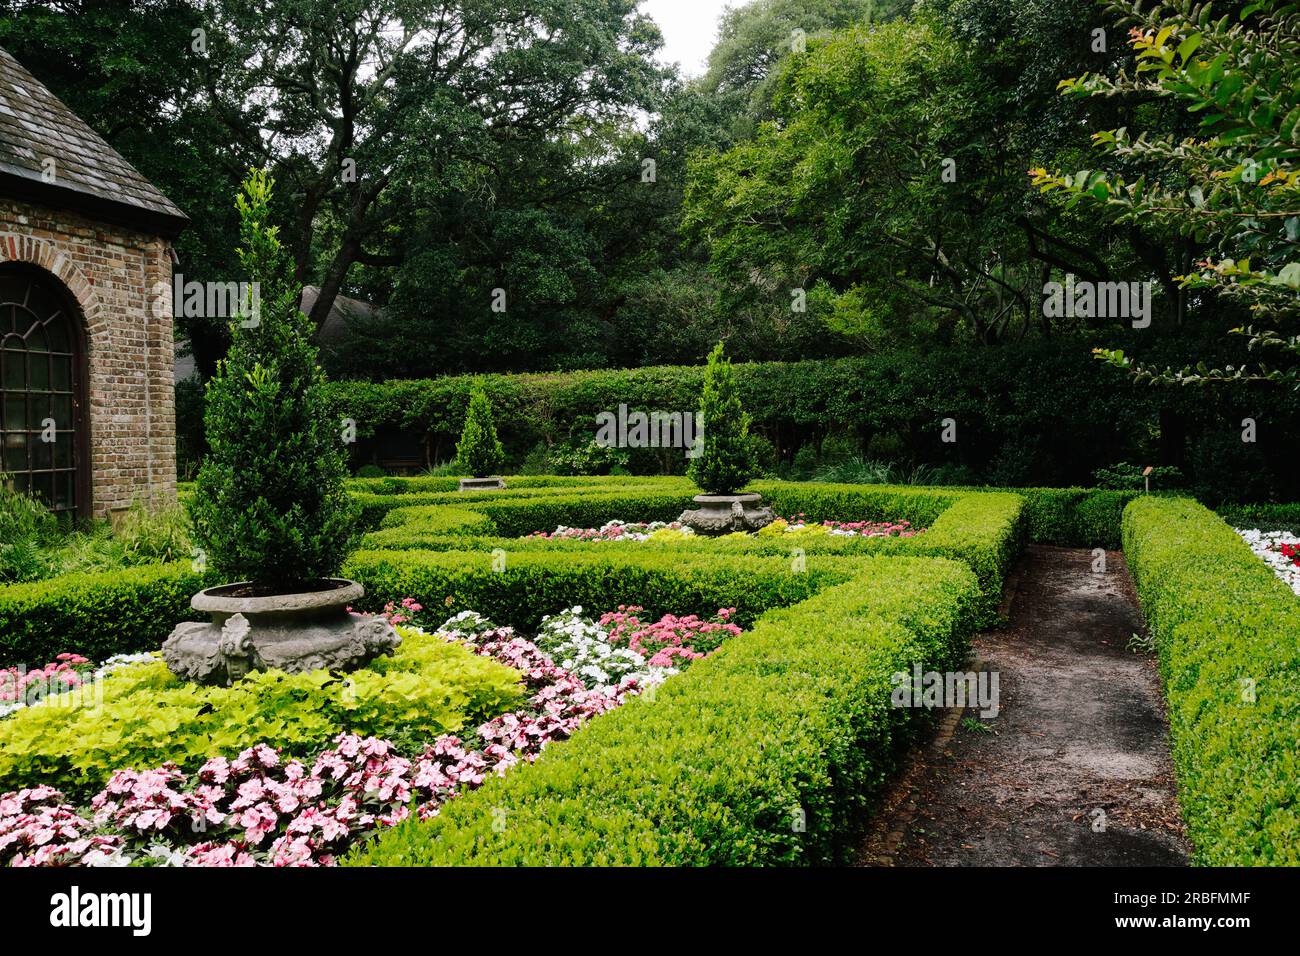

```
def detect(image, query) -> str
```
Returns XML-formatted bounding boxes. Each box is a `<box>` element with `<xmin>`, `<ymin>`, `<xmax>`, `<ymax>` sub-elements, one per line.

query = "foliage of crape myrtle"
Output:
<box><xmin>1033</xmin><ymin>0</ymin><xmax>1300</xmax><ymax>388</ymax></box>
<box><xmin>188</xmin><ymin>171</ymin><xmax>357</xmax><ymax>589</ymax></box>
<box><xmin>1123</xmin><ymin>497</ymin><xmax>1300</xmax><ymax>864</ymax></box>
<box><xmin>455</xmin><ymin>385</ymin><xmax>506</xmax><ymax>478</ymax></box>
<box><xmin>688</xmin><ymin>343</ymin><xmax>758</xmax><ymax>494</ymax></box>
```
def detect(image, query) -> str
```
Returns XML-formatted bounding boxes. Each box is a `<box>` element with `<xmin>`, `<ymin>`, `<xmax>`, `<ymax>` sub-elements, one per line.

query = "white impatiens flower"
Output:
<box><xmin>1235</xmin><ymin>528</ymin><xmax>1300</xmax><ymax>595</ymax></box>
<box><xmin>534</xmin><ymin>606</ymin><xmax>663</xmax><ymax>694</ymax></box>
<box><xmin>437</xmin><ymin>609</ymin><xmax>497</xmax><ymax>636</ymax></box>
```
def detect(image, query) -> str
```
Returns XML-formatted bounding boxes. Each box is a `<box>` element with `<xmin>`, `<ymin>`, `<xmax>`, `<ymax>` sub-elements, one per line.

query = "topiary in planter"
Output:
<box><xmin>688</xmin><ymin>342</ymin><xmax>758</xmax><ymax>495</ymax></box>
<box><xmin>681</xmin><ymin>342</ymin><xmax>770</xmax><ymax>533</ymax></box>
<box><xmin>187</xmin><ymin>170</ymin><xmax>358</xmax><ymax>589</ymax></box>
<box><xmin>456</xmin><ymin>384</ymin><xmax>506</xmax><ymax>479</ymax></box>
<box><xmin>169</xmin><ymin>171</ymin><xmax>394</xmax><ymax>686</ymax></box>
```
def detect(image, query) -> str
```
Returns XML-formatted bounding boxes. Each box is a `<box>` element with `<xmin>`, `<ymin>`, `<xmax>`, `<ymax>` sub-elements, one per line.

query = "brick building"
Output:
<box><xmin>0</xmin><ymin>45</ymin><xmax>186</xmax><ymax>519</ymax></box>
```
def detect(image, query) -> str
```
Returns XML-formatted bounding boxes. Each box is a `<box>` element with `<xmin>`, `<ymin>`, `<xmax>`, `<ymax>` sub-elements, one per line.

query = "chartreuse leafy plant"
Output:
<box><xmin>188</xmin><ymin>170</ymin><xmax>357</xmax><ymax>590</ymax></box>
<box><xmin>1123</xmin><ymin>496</ymin><xmax>1300</xmax><ymax>864</ymax></box>
<box><xmin>455</xmin><ymin>384</ymin><xmax>506</xmax><ymax>478</ymax></box>
<box><xmin>0</xmin><ymin>629</ymin><xmax>524</xmax><ymax>801</ymax></box>
<box><xmin>688</xmin><ymin>342</ymin><xmax>758</xmax><ymax>494</ymax></box>
<box><xmin>1031</xmin><ymin>0</ymin><xmax>1300</xmax><ymax>389</ymax></box>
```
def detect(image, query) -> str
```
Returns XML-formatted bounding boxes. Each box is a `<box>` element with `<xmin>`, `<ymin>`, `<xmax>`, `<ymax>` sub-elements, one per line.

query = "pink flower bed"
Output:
<box><xmin>600</xmin><ymin>606</ymin><xmax>740</xmax><ymax>666</ymax></box>
<box><xmin>1</xmin><ymin>654</ymin><xmax>92</xmax><ymax>708</ymax></box>
<box><xmin>0</xmin><ymin>606</ymin><xmax>734</xmax><ymax>868</ymax></box>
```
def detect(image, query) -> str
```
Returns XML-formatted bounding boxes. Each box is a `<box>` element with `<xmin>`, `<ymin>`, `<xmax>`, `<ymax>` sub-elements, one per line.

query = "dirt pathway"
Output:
<box><xmin>859</xmin><ymin>545</ymin><xmax>1191</xmax><ymax>866</ymax></box>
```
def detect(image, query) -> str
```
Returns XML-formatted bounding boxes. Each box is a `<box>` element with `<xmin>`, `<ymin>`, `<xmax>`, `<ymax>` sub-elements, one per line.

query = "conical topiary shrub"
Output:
<box><xmin>688</xmin><ymin>341</ymin><xmax>757</xmax><ymax>495</ymax></box>
<box><xmin>187</xmin><ymin>170</ymin><xmax>357</xmax><ymax>591</ymax></box>
<box><xmin>456</xmin><ymin>384</ymin><xmax>505</xmax><ymax>478</ymax></box>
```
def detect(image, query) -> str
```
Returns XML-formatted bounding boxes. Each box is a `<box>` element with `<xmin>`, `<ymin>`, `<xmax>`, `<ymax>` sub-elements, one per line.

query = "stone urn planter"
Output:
<box><xmin>678</xmin><ymin>493</ymin><xmax>774</xmax><ymax>535</ymax></box>
<box><xmin>459</xmin><ymin>476</ymin><xmax>506</xmax><ymax>491</ymax></box>
<box><xmin>162</xmin><ymin>579</ymin><xmax>400</xmax><ymax>686</ymax></box>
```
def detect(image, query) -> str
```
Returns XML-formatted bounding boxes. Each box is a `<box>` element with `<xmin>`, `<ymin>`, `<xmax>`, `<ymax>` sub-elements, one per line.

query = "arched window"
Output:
<box><xmin>0</xmin><ymin>264</ymin><xmax>89</xmax><ymax>518</ymax></box>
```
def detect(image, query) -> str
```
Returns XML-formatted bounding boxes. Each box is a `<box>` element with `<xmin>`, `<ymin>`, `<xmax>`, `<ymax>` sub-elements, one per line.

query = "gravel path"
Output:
<box><xmin>859</xmin><ymin>545</ymin><xmax>1191</xmax><ymax>867</ymax></box>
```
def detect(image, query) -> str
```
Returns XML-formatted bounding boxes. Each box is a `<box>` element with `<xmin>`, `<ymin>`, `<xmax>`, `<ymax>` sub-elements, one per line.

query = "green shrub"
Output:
<box><xmin>1093</xmin><ymin>461</ymin><xmax>1183</xmax><ymax>491</ymax></box>
<box><xmin>54</xmin><ymin>504</ymin><xmax>193</xmax><ymax>575</ymax></box>
<box><xmin>355</xmin><ymin>481</ymin><xmax>1021</xmax><ymax>623</ymax></box>
<box><xmin>346</xmin><ymin>555</ymin><xmax>979</xmax><ymax>866</ymax></box>
<box><xmin>1123</xmin><ymin>496</ymin><xmax>1300</xmax><ymax>865</ymax></box>
<box><xmin>0</xmin><ymin>628</ymin><xmax>524</xmax><ymax>800</ymax></box>
<box><xmin>455</xmin><ymin>384</ymin><xmax>506</xmax><ymax>478</ymax></box>
<box><xmin>318</xmin><ymin>340</ymin><xmax>1299</xmax><ymax>499</ymax></box>
<box><xmin>188</xmin><ymin>170</ymin><xmax>357</xmax><ymax>589</ymax></box>
<box><xmin>1216</xmin><ymin>502</ymin><xmax>1300</xmax><ymax>534</ymax></box>
<box><xmin>1005</xmin><ymin>487</ymin><xmax>1142</xmax><ymax>549</ymax></box>
<box><xmin>688</xmin><ymin>343</ymin><xmax>757</xmax><ymax>494</ymax></box>
<box><xmin>0</xmin><ymin>563</ymin><xmax>215</xmax><ymax>665</ymax></box>
<box><xmin>355</xmin><ymin>464</ymin><xmax>387</xmax><ymax>479</ymax></box>
<box><xmin>345</xmin><ymin>548</ymin><xmax>838</xmax><ymax>634</ymax></box>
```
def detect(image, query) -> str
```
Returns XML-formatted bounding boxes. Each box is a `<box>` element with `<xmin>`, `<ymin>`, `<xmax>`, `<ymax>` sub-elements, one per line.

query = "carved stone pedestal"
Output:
<box><xmin>162</xmin><ymin>578</ymin><xmax>400</xmax><ymax>686</ymax></box>
<box><xmin>678</xmin><ymin>493</ymin><xmax>775</xmax><ymax>535</ymax></box>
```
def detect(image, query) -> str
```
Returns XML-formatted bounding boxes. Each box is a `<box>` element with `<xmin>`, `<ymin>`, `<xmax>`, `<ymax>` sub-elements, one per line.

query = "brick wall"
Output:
<box><xmin>0</xmin><ymin>195</ymin><xmax>176</xmax><ymax>517</ymax></box>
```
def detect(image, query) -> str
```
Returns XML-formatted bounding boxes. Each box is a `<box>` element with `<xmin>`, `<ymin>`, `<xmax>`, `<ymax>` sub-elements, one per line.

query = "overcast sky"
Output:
<box><xmin>641</xmin><ymin>0</ymin><xmax>735</xmax><ymax>78</ymax></box>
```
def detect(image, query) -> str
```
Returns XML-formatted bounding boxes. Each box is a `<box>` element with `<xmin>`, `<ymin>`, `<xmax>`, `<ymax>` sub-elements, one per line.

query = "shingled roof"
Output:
<box><xmin>0</xmin><ymin>44</ymin><xmax>188</xmax><ymax>238</ymax></box>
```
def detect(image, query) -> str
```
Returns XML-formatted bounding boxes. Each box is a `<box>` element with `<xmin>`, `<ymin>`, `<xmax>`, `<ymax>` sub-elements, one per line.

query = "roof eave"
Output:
<box><xmin>0</xmin><ymin>168</ymin><xmax>189</xmax><ymax>241</ymax></box>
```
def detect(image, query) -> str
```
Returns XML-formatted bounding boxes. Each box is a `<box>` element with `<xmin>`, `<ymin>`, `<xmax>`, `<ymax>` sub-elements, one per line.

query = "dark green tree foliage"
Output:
<box><xmin>188</xmin><ymin>171</ymin><xmax>357</xmax><ymax>589</ymax></box>
<box><xmin>688</xmin><ymin>343</ymin><xmax>758</xmax><ymax>494</ymax></box>
<box><xmin>455</xmin><ymin>385</ymin><xmax>506</xmax><ymax>478</ymax></box>
<box><xmin>0</xmin><ymin>0</ymin><xmax>253</xmax><ymax>379</ymax></box>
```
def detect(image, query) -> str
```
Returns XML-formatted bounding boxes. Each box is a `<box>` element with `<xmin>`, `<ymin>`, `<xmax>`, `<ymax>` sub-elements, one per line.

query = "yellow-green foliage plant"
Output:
<box><xmin>0</xmin><ymin>628</ymin><xmax>524</xmax><ymax>800</ymax></box>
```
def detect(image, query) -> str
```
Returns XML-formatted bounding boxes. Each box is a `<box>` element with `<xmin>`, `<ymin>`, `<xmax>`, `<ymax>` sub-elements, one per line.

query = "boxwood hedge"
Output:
<box><xmin>1123</xmin><ymin>496</ymin><xmax>1300</xmax><ymax>865</ymax></box>
<box><xmin>0</xmin><ymin>563</ymin><xmax>214</xmax><ymax>666</ymax></box>
<box><xmin>346</xmin><ymin>554</ymin><xmax>981</xmax><ymax>866</ymax></box>
<box><xmin>358</xmin><ymin>482</ymin><xmax>1022</xmax><ymax>622</ymax></box>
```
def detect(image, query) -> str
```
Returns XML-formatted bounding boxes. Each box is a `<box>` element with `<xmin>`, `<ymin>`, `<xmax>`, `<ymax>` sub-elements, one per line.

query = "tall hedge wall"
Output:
<box><xmin>316</xmin><ymin>341</ymin><xmax>1297</xmax><ymax>499</ymax></box>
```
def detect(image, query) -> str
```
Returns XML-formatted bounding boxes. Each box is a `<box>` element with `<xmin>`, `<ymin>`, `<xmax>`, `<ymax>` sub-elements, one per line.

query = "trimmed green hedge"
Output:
<box><xmin>0</xmin><ymin>563</ymin><xmax>213</xmax><ymax>666</ymax></box>
<box><xmin>351</xmin><ymin>476</ymin><xmax>690</xmax><ymax>529</ymax></box>
<box><xmin>345</xmin><ymin>549</ymin><xmax>844</xmax><ymax>633</ymax></box>
<box><xmin>315</xmin><ymin>342</ymin><xmax>1299</xmax><ymax>500</ymax></box>
<box><xmin>347</xmin><ymin>554</ymin><xmax>980</xmax><ymax>866</ymax></box>
<box><xmin>359</xmin><ymin>482</ymin><xmax>1022</xmax><ymax>622</ymax></box>
<box><xmin>1013</xmin><ymin>488</ymin><xmax>1137</xmax><ymax>549</ymax></box>
<box><xmin>1216</xmin><ymin>502</ymin><xmax>1300</xmax><ymax>534</ymax></box>
<box><xmin>1123</xmin><ymin>497</ymin><xmax>1300</xmax><ymax>865</ymax></box>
